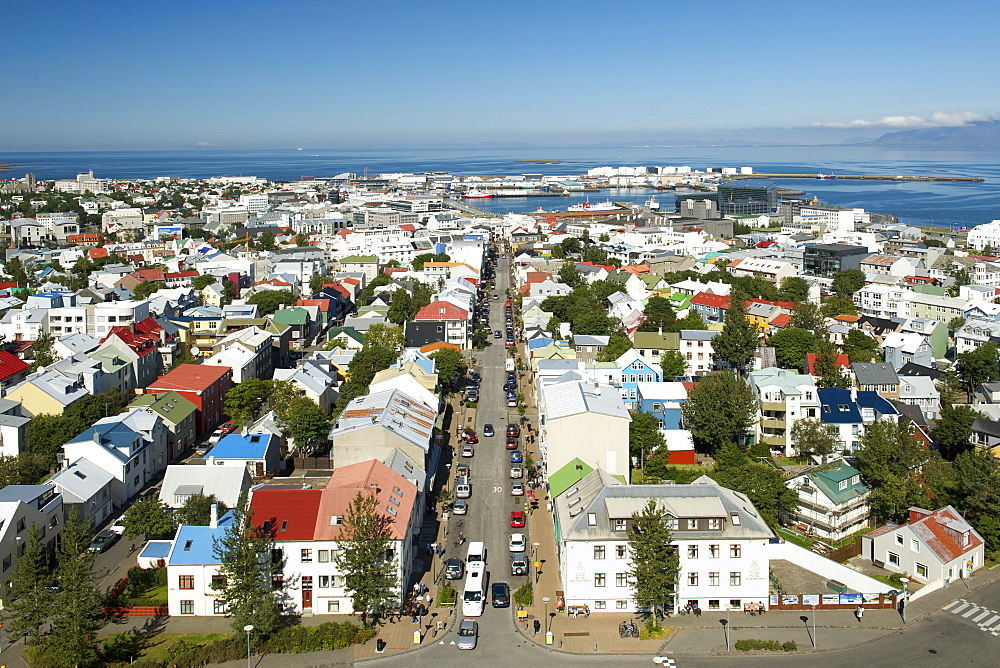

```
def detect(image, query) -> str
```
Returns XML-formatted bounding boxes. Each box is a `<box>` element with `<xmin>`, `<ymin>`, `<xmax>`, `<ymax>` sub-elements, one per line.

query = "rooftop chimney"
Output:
<box><xmin>209</xmin><ymin>503</ymin><xmax>218</xmax><ymax>529</ymax></box>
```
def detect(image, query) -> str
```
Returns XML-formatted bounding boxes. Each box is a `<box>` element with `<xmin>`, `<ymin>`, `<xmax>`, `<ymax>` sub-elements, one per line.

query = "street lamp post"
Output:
<box><xmin>900</xmin><ymin>577</ymin><xmax>910</xmax><ymax>623</ymax></box>
<box><xmin>542</xmin><ymin>597</ymin><xmax>550</xmax><ymax>633</ymax></box>
<box><xmin>532</xmin><ymin>542</ymin><xmax>540</xmax><ymax>561</ymax></box>
<box><xmin>243</xmin><ymin>624</ymin><xmax>254</xmax><ymax>668</ymax></box>
<box><xmin>812</xmin><ymin>604</ymin><xmax>817</xmax><ymax>648</ymax></box>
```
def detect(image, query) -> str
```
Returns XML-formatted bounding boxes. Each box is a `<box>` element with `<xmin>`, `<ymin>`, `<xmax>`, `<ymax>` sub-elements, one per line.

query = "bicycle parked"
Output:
<box><xmin>619</xmin><ymin>619</ymin><xmax>639</xmax><ymax>638</ymax></box>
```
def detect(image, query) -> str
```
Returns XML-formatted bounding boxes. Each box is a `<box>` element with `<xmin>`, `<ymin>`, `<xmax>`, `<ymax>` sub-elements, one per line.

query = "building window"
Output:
<box><xmin>916</xmin><ymin>563</ymin><xmax>928</xmax><ymax>579</ymax></box>
<box><xmin>730</xmin><ymin>572</ymin><xmax>741</xmax><ymax>586</ymax></box>
<box><xmin>178</xmin><ymin>575</ymin><xmax>194</xmax><ymax>590</ymax></box>
<box><xmin>180</xmin><ymin>600</ymin><xmax>194</xmax><ymax>614</ymax></box>
<box><xmin>319</xmin><ymin>550</ymin><xmax>329</xmax><ymax>563</ymax></box>
<box><xmin>594</xmin><ymin>600</ymin><xmax>606</xmax><ymax>609</ymax></box>
<box><xmin>730</xmin><ymin>599</ymin><xmax>742</xmax><ymax>609</ymax></box>
<box><xmin>687</xmin><ymin>545</ymin><xmax>698</xmax><ymax>559</ymax></box>
<box><xmin>616</xmin><ymin>545</ymin><xmax>627</xmax><ymax>559</ymax></box>
<box><xmin>617</xmin><ymin>600</ymin><xmax>628</xmax><ymax>609</ymax></box>
<box><xmin>888</xmin><ymin>552</ymin><xmax>900</xmax><ymax>567</ymax></box>
<box><xmin>595</xmin><ymin>573</ymin><xmax>606</xmax><ymax>587</ymax></box>
<box><xmin>687</xmin><ymin>519</ymin><xmax>698</xmax><ymax>530</ymax></box>
<box><xmin>709</xmin><ymin>572</ymin><xmax>720</xmax><ymax>586</ymax></box>
<box><xmin>211</xmin><ymin>575</ymin><xmax>226</xmax><ymax>590</ymax></box>
<box><xmin>688</xmin><ymin>572</ymin><xmax>698</xmax><ymax>586</ymax></box>
<box><xmin>594</xmin><ymin>545</ymin><xmax>606</xmax><ymax>560</ymax></box>
<box><xmin>709</xmin><ymin>545</ymin><xmax>720</xmax><ymax>559</ymax></box>
<box><xmin>2</xmin><ymin>555</ymin><xmax>10</xmax><ymax>572</ymax></box>
<box><xmin>328</xmin><ymin>600</ymin><xmax>340</xmax><ymax>613</ymax></box>
<box><xmin>895</xmin><ymin>534</ymin><xmax>903</xmax><ymax>546</ymax></box>
<box><xmin>911</xmin><ymin>539</ymin><xmax>919</xmax><ymax>553</ymax></box>
<box><xmin>213</xmin><ymin>600</ymin><xmax>227</xmax><ymax>614</ymax></box>
<box><xmin>709</xmin><ymin>599</ymin><xmax>720</xmax><ymax>609</ymax></box>
<box><xmin>616</xmin><ymin>573</ymin><xmax>628</xmax><ymax>588</ymax></box>
<box><xmin>301</xmin><ymin>549</ymin><xmax>313</xmax><ymax>563</ymax></box>
<box><xmin>613</xmin><ymin>519</ymin><xmax>627</xmax><ymax>532</ymax></box>
<box><xmin>319</xmin><ymin>576</ymin><xmax>330</xmax><ymax>588</ymax></box>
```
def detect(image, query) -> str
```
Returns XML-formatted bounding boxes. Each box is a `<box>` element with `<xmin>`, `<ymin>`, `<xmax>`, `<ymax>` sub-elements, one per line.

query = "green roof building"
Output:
<box><xmin>128</xmin><ymin>391</ymin><xmax>198</xmax><ymax>461</ymax></box>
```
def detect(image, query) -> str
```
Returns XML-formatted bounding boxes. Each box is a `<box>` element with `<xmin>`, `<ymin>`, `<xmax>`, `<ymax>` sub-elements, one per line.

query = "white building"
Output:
<box><xmin>784</xmin><ymin>460</ymin><xmax>870</xmax><ymax>542</ymax></box>
<box><xmin>92</xmin><ymin>300</ymin><xmax>151</xmax><ymax>338</ymax></box>
<box><xmin>748</xmin><ymin>367</ymin><xmax>821</xmax><ymax>458</ymax></box>
<box><xmin>554</xmin><ymin>471</ymin><xmax>773</xmax><ymax>614</ymax></box>
<box><xmin>0</xmin><ymin>485</ymin><xmax>63</xmax><ymax>601</ymax></box>
<box><xmin>968</xmin><ymin>220</ymin><xmax>1000</xmax><ymax>252</ymax></box>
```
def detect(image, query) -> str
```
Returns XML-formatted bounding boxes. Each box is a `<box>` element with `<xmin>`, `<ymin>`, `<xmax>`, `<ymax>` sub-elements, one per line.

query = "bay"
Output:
<box><xmin>2</xmin><ymin>145</ymin><xmax>998</xmax><ymax>227</ymax></box>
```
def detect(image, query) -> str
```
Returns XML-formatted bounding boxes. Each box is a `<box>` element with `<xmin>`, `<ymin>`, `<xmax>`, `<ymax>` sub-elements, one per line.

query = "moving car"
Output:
<box><xmin>510</xmin><ymin>511</ymin><xmax>525</xmax><ymax>528</ymax></box>
<box><xmin>491</xmin><ymin>582</ymin><xmax>511</xmax><ymax>608</ymax></box>
<box><xmin>511</xmin><ymin>481</ymin><xmax>525</xmax><ymax>496</ymax></box>
<box><xmin>457</xmin><ymin>619</ymin><xmax>479</xmax><ymax>650</ymax></box>
<box><xmin>87</xmin><ymin>529</ymin><xmax>119</xmax><ymax>554</ymax></box>
<box><xmin>511</xmin><ymin>552</ymin><xmax>528</xmax><ymax>576</ymax></box>
<box><xmin>494</xmin><ymin>330</ymin><xmax>502</xmax><ymax>338</ymax></box>
<box><xmin>482</xmin><ymin>424</ymin><xmax>494</xmax><ymax>437</ymax></box>
<box><xmin>509</xmin><ymin>466</ymin><xmax>523</xmax><ymax>479</ymax></box>
<box><xmin>453</xmin><ymin>499</ymin><xmax>468</xmax><ymax>515</ymax></box>
<box><xmin>509</xmin><ymin>533</ymin><xmax>526</xmax><ymax>552</ymax></box>
<box><xmin>461</xmin><ymin>444</ymin><xmax>475</xmax><ymax>458</ymax></box>
<box><xmin>444</xmin><ymin>558</ymin><xmax>465</xmax><ymax>580</ymax></box>
<box><xmin>510</xmin><ymin>450</ymin><xmax>523</xmax><ymax>464</ymax></box>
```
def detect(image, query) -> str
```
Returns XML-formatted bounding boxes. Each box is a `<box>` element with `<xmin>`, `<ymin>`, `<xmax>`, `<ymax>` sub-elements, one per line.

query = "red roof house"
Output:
<box><xmin>146</xmin><ymin>364</ymin><xmax>233</xmax><ymax>435</ymax></box>
<box><xmin>415</xmin><ymin>301</ymin><xmax>468</xmax><ymax>321</ymax></box>
<box><xmin>0</xmin><ymin>350</ymin><xmax>30</xmax><ymax>390</ymax></box>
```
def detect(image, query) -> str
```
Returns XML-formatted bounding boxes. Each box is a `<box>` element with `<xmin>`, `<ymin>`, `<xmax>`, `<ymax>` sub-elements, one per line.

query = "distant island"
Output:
<box><xmin>869</xmin><ymin>120</ymin><xmax>1000</xmax><ymax>147</ymax></box>
<box><xmin>515</xmin><ymin>159</ymin><xmax>564</xmax><ymax>164</ymax></box>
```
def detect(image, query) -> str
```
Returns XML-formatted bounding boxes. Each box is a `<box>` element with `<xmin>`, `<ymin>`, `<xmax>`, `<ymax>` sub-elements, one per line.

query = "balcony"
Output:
<box><xmin>760</xmin><ymin>401</ymin><xmax>785</xmax><ymax>412</ymax></box>
<box><xmin>761</xmin><ymin>417</ymin><xmax>786</xmax><ymax>429</ymax></box>
<box><xmin>760</xmin><ymin>433</ymin><xmax>786</xmax><ymax>447</ymax></box>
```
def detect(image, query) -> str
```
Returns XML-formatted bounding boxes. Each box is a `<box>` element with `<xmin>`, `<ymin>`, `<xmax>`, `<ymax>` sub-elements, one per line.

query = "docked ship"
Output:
<box><xmin>645</xmin><ymin>196</ymin><xmax>660</xmax><ymax>211</ymax></box>
<box><xmin>463</xmin><ymin>189</ymin><xmax>494</xmax><ymax>199</ymax></box>
<box><xmin>567</xmin><ymin>199</ymin><xmax>620</xmax><ymax>212</ymax></box>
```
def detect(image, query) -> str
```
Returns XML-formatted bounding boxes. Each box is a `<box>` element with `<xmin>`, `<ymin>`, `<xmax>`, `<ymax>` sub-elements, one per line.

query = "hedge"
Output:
<box><xmin>734</xmin><ymin>639</ymin><xmax>797</xmax><ymax>652</ymax></box>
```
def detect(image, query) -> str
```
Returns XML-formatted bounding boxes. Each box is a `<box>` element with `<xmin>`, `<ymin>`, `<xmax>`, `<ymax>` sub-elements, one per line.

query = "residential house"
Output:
<box><xmin>851</xmin><ymin>362</ymin><xmax>901</xmax><ymax>400</ymax></box>
<box><xmin>553</xmin><ymin>470</ymin><xmax>772</xmax><ymax>614</ymax></box>
<box><xmin>0</xmin><ymin>485</ymin><xmax>63</xmax><ymax>601</ymax></box>
<box><xmin>203</xmin><ymin>326</ymin><xmax>273</xmax><ymax>383</ymax></box>
<box><xmin>204</xmin><ymin>433</ymin><xmax>282</xmax><ymax>477</ymax></box>
<box><xmin>158</xmin><ymin>465</ymin><xmax>252</xmax><ymax>509</ymax></box>
<box><xmin>784</xmin><ymin>460</ymin><xmax>870</xmax><ymax>542</ymax></box>
<box><xmin>679</xmin><ymin>330</ymin><xmax>721</xmax><ymax>376</ymax></box>
<box><xmin>127</xmin><ymin>391</ymin><xmax>199</xmax><ymax>461</ymax></box>
<box><xmin>146</xmin><ymin>364</ymin><xmax>233</xmax><ymax>436</ymax></box>
<box><xmin>897</xmin><ymin>375</ymin><xmax>940</xmax><ymax>420</ymax></box>
<box><xmin>273</xmin><ymin>361</ymin><xmax>339</xmax><ymax>415</ymax></box>
<box><xmin>414</xmin><ymin>301</ymin><xmax>469</xmax><ymax>348</ymax></box>
<box><xmin>611</xmin><ymin>349</ymin><xmax>662</xmax><ymax>408</ymax></box>
<box><xmin>634</xmin><ymin>381</ymin><xmax>695</xmax><ymax>464</ymax></box>
<box><xmin>818</xmin><ymin>388</ymin><xmax>899</xmax><ymax>452</ymax></box>
<box><xmin>748</xmin><ymin>368</ymin><xmax>821</xmax><ymax>457</ymax></box>
<box><xmin>0</xmin><ymin>398</ymin><xmax>30</xmax><ymax>457</ymax></box>
<box><xmin>573</xmin><ymin>335</ymin><xmax>610</xmax><ymax>363</ymax></box>
<box><xmin>0</xmin><ymin>350</ymin><xmax>30</xmax><ymax>396</ymax></box>
<box><xmin>862</xmin><ymin>506</ymin><xmax>984</xmax><ymax>586</ymax></box>
<box><xmin>726</xmin><ymin>257</ymin><xmax>796</xmax><ymax>283</ymax></box>
<box><xmin>166</xmin><ymin>508</ymin><xmax>236</xmax><ymax>617</ymax></box>
<box><xmin>46</xmin><ymin>458</ymin><xmax>116</xmax><ymax>529</ymax></box>
<box><xmin>690</xmin><ymin>292</ymin><xmax>730</xmax><ymax>324</ymax></box>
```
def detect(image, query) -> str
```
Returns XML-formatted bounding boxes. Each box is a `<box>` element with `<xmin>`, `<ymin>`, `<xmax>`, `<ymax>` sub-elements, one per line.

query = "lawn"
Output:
<box><xmin>103</xmin><ymin>632</ymin><xmax>229</xmax><ymax>664</ymax></box>
<box><xmin>123</xmin><ymin>584</ymin><xmax>168</xmax><ymax>603</ymax></box>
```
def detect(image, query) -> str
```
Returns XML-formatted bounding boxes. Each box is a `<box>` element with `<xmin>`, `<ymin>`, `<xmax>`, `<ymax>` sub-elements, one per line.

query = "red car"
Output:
<box><xmin>510</xmin><ymin>511</ymin><xmax>526</xmax><ymax>528</ymax></box>
<box><xmin>506</xmin><ymin>436</ymin><xmax>518</xmax><ymax>450</ymax></box>
<box><xmin>464</xmin><ymin>430</ymin><xmax>479</xmax><ymax>445</ymax></box>
<box><xmin>220</xmin><ymin>421</ymin><xmax>234</xmax><ymax>435</ymax></box>
<box><xmin>506</xmin><ymin>423</ymin><xmax>520</xmax><ymax>438</ymax></box>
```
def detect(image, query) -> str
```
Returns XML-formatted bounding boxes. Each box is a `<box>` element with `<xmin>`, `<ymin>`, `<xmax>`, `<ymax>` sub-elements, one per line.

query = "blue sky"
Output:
<box><xmin>5</xmin><ymin>0</ymin><xmax>999</xmax><ymax>150</ymax></box>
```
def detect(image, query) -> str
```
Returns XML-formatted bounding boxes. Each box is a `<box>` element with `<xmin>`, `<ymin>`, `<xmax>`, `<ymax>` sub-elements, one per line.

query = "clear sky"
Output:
<box><xmin>5</xmin><ymin>0</ymin><xmax>999</xmax><ymax>150</ymax></box>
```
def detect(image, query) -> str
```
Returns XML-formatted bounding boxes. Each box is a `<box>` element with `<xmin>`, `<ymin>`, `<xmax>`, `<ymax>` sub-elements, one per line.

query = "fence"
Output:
<box><xmin>826</xmin><ymin>539</ymin><xmax>863</xmax><ymax>563</ymax></box>
<box><xmin>292</xmin><ymin>455</ymin><xmax>333</xmax><ymax>470</ymax></box>
<box><xmin>768</xmin><ymin>541</ymin><xmax>892</xmax><ymax>594</ymax></box>
<box><xmin>767</xmin><ymin>591</ymin><xmax>896</xmax><ymax>611</ymax></box>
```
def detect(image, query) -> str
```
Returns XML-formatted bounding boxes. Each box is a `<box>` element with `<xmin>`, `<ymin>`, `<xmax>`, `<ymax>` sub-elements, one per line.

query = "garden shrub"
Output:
<box><xmin>438</xmin><ymin>586</ymin><xmax>457</xmax><ymax>605</ymax></box>
<box><xmin>735</xmin><ymin>639</ymin><xmax>783</xmax><ymax>651</ymax></box>
<box><xmin>782</xmin><ymin>641</ymin><xmax>797</xmax><ymax>652</ymax></box>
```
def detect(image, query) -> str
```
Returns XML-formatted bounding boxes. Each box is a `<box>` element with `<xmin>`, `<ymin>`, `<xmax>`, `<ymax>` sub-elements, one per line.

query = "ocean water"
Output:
<box><xmin>2</xmin><ymin>145</ymin><xmax>998</xmax><ymax>227</ymax></box>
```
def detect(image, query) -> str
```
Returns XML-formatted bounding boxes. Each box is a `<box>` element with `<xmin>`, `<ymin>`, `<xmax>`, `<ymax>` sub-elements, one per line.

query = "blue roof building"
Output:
<box><xmin>818</xmin><ymin>388</ymin><xmax>898</xmax><ymax>452</ymax></box>
<box><xmin>205</xmin><ymin>433</ymin><xmax>281</xmax><ymax>475</ymax></box>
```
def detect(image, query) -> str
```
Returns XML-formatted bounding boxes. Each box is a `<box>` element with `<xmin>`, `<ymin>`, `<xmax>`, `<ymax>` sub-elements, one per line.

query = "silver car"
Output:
<box><xmin>453</xmin><ymin>499</ymin><xmax>468</xmax><ymax>515</ymax></box>
<box><xmin>457</xmin><ymin>619</ymin><xmax>478</xmax><ymax>650</ymax></box>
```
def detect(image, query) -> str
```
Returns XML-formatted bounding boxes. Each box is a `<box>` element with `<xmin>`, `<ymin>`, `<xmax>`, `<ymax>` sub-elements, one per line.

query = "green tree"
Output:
<box><xmin>558</xmin><ymin>261</ymin><xmax>582</xmax><ymax>288</ymax></box>
<box><xmin>295</xmin><ymin>233</ymin><xmax>310</xmax><ymax>247</ymax></box>
<box><xmin>176</xmin><ymin>494</ymin><xmax>229</xmax><ymax>526</ymax></box>
<box><xmin>659</xmin><ymin>350</ymin><xmax>687</xmax><ymax>380</ymax></box>
<box><xmin>820</xmin><ymin>296</ymin><xmax>858</xmax><ymax>318</ymax></box>
<box><xmin>333</xmin><ymin>491</ymin><xmax>398</xmax><ymax>627</ymax></box>
<box><xmin>6</xmin><ymin>522</ymin><xmax>54</xmax><ymax>646</ymax></box>
<box><xmin>777</xmin><ymin>276</ymin><xmax>809</xmax><ymax>303</ymax></box>
<box><xmin>0</xmin><ymin>452</ymin><xmax>49</xmax><ymax>486</ymax></box>
<box><xmin>713</xmin><ymin>441</ymin><xmax>750</xmax><ymax>470</ymax></box>
<box><xmin>225</xmin><ymin>377</ymin><xmax>274</xmax><ymax>425</ymax></box>
<box><xmin>222</xmin><ymin>278</ymin><xmax>238</xmax><ymax>305</ymax></box>
<box><xmin>626</xmin><ymin>500</ymin><xmax>679</xmax><ymax>618</ymax></box>
<box><xmin>596</xmin><ymin>330</ymin><xmax>633</xmax><ymax>362</ymax></box>
<box><xmin>247</xmin><ymin>289</ymin><xmax>297</xmax><ymax>315</ymax></box>
<box><xmin>429</xmin><ymin>347</ymin><xmax>467</xmax><ymax>386</ymax></box>
<box><xmin>629</xmin><ymin>410</ymin><xmax>666</xmax><ymax>469</ymax></box>
<box><xmin>258</xmin><ymin>230</ymin><xmax>276</xmax><ymax>251</ymax></box>
<box><xmin>309</xmin><ymin>274</ymin><xmax>332</xmax><ymax>295</ymax></box>
<box><xmin>956</xmin><ymin>341</ymin><xmax>1000</xmax><ymax>392</ymax></box>
<box><xmin>192</xmin><ymin>274</ymin><xmax>217</xmax><ymax>291</ymax></box>
<box><xmin>122</xmin><ymin>495</ymin><xmax>176</xmax><ymax>540</ymax></box>
<box><xmin>338</xmin><ymin>346</ymin><xmax>398</xmax><ymax>408</ymax></box>
<box><xmin>855</xmin><ymin>420</ymin><xmax>934</xmax><ymax>523</ymax></box>
<box><xmin>410</xmin><ymin>253</ymin><xmax>435</xmax><ymax>271</ymax></box>
<box><xmin>29</xmin><ymin>331</ymin><xmax>57</xmax><ymax>372</ymax></box>
<box><xmin>363</xmin><ymin>323</ymin><xmax>405</xmax><ymax>352</ymax></box>
<box><xmin>789</xmin><ymin>301</ymin><xmax>826</xmax><ymax>333</ymax></box>
<box><xmin>952</xmin><ymin>448</ymin><xmax>1000</xmax><ymax>553</ymax></box>
<box><xmin>5</xmin><ymin>256</ymin><xmax>31</xmax><ymax>287</ymax></box>
<box><xmin>639</xmin><ymin>296</ymin><xmax>676</xmax><ymax>332</ymax></box>
<box><xmin>280</xmin><ymin>398</ymin><xmax>331</xmax><ymax>455</ymax></box>
<box><xmin>681</xmin><ymin>372</ymin><xmax>756</xmax><ymax>453</ymax></box>
<box><xmin>583</xmin><ymin>246</ymin><xmax>608</xmax><ymax>264</ymax></box>
<box><xmin>933</xmin><ymin>403</ymin><xmax>982</xmax><ymax>458</ymax></box>
<box><xmin>814</xmin><ymin>337</ymin><xmax>851</xmax><ymax>389</ymax></box>
<box><xmin>832</xmin><ymin>269</ymin><xmax>866</xmax><ymax>298</ymax></box>
<box><xmin>212</xmin><ymin>508</ymin><xmax>282</xmax><ymax>635</ymax></box>
<box><xmin>710</xmin><ymin>461</ymin><xmax>799</xmax><ymax>529</ymax></box>
<box><xmin>790</xmin><ymin>418</ymin><xmax>838</xmax><ymax>463</ymax></box>
<box><xmin>843</xmin><ymin>329</ymin><xmax>879</xmax><ymax>363</ymax></box>
<box><xmin>32</xmin><ymin>510</ymin><xmax>103</xmax><ymax>667</ymax></box>
<box><xmin>713</xmin><ymin>299</ymin><xmax>758</xmax><ymax>372</ymax></box>
<box><xmin>769</xmin><ymin>328</ymin><xmax>816</xmax><ymax>370</ymax></box>
<box><xmin>666</xmin><ymin>310</ymin><xmax>707</xmax><ymax>333</ymax></box>
<box><xmin>386</xmin><ymin>289</ymin><xmax>413</xmax><ymax>325</ymax></box>
<box><xmin>132</xmin><ymin>280</ymin><xmax>165</xmax><ymax>300</ymax></box>
<box><xmin>560</xmin><ymin>237</ymin><xmax>582</xmax><ymax>256</ymax></box>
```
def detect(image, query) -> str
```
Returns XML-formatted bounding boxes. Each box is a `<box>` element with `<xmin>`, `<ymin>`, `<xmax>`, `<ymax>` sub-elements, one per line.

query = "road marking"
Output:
<box><xmin>981</xmin><ymin>614</ymin><xmax>1000</xmax><ymax>628</ymax></box>
<box><xmin>948</xmin><ymin>601</ymin><xmax>971</xmax><ymax>615</ymax></box>
<box><xmin>961</xmin><ymin>607</ymin><xmax>981</xmax><ymax>618</ymax></box>
<box><xmin>973</xmin><ymin>610</ymin><xmax>992</xmax><ymax>623</ymax></box>
<box><xmin>942</xmin><ymin>599</ymin><xmax>963</xmax><ymax>611</ymax></box>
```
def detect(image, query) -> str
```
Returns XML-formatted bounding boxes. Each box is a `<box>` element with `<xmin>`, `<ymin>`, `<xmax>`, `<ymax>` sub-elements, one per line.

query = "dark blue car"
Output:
<box><xmin>510</xmin><ymin>450</ymin><xmax>523</xmax><ymax>464</ymax></box>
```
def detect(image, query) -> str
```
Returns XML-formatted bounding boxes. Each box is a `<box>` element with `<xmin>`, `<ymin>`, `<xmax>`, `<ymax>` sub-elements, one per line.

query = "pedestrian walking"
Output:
<box><xmin>424</xmin><ymin>592</ymin><xmax>431</xmax><ymax>606</ymax></box>
<box><xmin>855</xmin><ymin>605</ymin><xmax>864</xmax><ymax>622</ymax></box>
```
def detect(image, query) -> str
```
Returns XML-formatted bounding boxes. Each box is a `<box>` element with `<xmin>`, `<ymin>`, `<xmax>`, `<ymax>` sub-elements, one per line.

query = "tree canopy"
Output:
<box><xmin>429</xmin><ymin>347</ymin><xmax>467</xmax><ymax>385</ymax></box>
<box><xmin>213</xmin><ymin>508</ymin><xmax>282</xmax><ymax>635</ymax></box>
<box><xmin>855</xmin><ymin>420</ymin><xmax>934</xmax><ymax>523</ymax></box>
<box><xmin>681</xmin><ymin>372</ymin><xmax>756</xmax><ymax>453</ymax></box>
<box><xmin>629</xmin><ymin>410</ymin><xmax>666</xmax><ymax>467</ymax></box>
<box><xmin>123</xmin><ymin>495</ymin><xmax>176</xmax><ymax>540</ymax></box>
<box><xmin>246</xmin><ymin>289</ymin><xmax>297</xmax><ymax>315</ymax></box>
<box><xmin>638</xmin><ymin>296</ymin><xmax>676</xmax><ymax>332</ymax></box>
<box><xmin>956</xmin><ymin>341</ymin><xmax>1000</xmax><ymax>392</ymax></box>
<box><xmin>777</xmin><ymin>276</ymin><xmax>809</xmax><ymax>303</ymax></box>
<box><xmin>843</xmin><ymin>329</ymin><xmax>879</xmax><ymax>363</ymax></box>
<box><xmin>333</xmin><ymin>492</ymin><xmax>398</xmax><ymax>626</ymax></box>
<box><xmin>659</xmin><ymin>350</ymin><xmax>687</xmax><ymax>380</ymax></box>
<box><xmin>832</xmin><ymin>269</ymin><xmax>866</xmax><ymax>298</ymax></box>
<box><xmin>627</xmin><ymin>500</ymin><xmax>679</xmax><ymax>617</ymax></box>
<box><xmin>712</xmin><ymin>299</ymin><xmax>758</xmax><ymax>372</ymax></box>
<box><xmin>769</xmin><ymin>327</ymin><xmax>816</xmax><ymax>370</ymax></box>
<box><xmin>790</xmin><ymin>418</ymin><xmax>838</xmax><ymax>462</ymax></box>
<box><xmin>933</xmin><ymin>403</ymin><xmax>981</xmax><ymax>458</ymax></box>
<box><xmin>176</xmin><ymin>494</ymin><xmax>229</xmax><ymax>526</ymax></box>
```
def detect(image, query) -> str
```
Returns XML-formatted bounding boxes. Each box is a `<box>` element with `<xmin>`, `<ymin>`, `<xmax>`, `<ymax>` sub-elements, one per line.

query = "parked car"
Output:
<box><xmin>509</xmin><ymin>466</ymin><xmax>523</xmax><ymax>479</ymax></box>
<box><xmin>444</xmin><ymin>558</ymin><xmax>465</xmax><ymax>580</ymax></box>
<box><xmin>220</xmin><ymin>421</ymin><xmax>234</xmax><ymax>435</ymax></box>
<box><xmin>509</xmin><ymin>533</ymin><xmax>526</xmax><ymax>552</ymax></box>
<box><xmin>510</xmin><ymin>450</ymin><xmax>523</xmax><ymax>464</ymax></box>
<box><xmin>506</xmin><ymin>423</ymin><xmax>520</xmax><ymax>438</ymax></box>
<box><xmin>511</xmin><ymin>552</ymin><xmax>528</xmax><ymax>576</ymax></box>
<box><xmin>491</xmin><ymin>582</ymin><xmax>511</xmax><ymax>608</ymax></box>
<box><xmin>511</xmin><ymin>481</ymin><xmax>525</xmax><ymax>496</ymax></box>
<box><xmin>461</xmin><ymin>444</ymin><xmax>475</xmax><ymax>458</ymax></box>
<box><xmin>510</xmin><ymin>511</ymin><xmax>526</xmax><ymax>528</ymax></box>
<box><xmin>507</xmin><ymin>397</ymin><xmax>517</xmax><ymax>407</ymax></box>
<box><xmin>482</xmin><ymin>424</ymin><xmax>495</xmax><ymax>437</ymax></box>
<box><xmin>505</xmin><ymin>437</ymin><xmax>518</xmax><ymax>450</ymax></box>
<box><xmin>87</xmin><ymin>529</ymin><xmax>119</xmax><ymax>554</ymax></box>
<box><xmin>208</xmin><ymin>429</ymin><xmax>224</xmax><ymax>445</ymax></box>
<box><xmin>453</xmin><ymin>499</ymin><xmax>468</xmax><ymax>515</ymax></box>
<box><xmin>464</xmin><ymin>430</ymin><xmax>479</xmax><ymax>445</ymax></box>
<box><xmin>457</xmin><ymin>619</ymin><xmax>478</xmax><ymax>650</ymax></box>
<box><xmin>456</xmin><ymin>463</ymin><xmax>470</xmax><ymax>478</ymax></box>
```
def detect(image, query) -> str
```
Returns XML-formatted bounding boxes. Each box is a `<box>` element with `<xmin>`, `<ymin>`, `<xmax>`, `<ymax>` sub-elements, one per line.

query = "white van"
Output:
<box><xmin>467</xmin><ymin>540</ymin><xmax>487</xmax><ymax>567</ymax></box>
<box><xmin>462</xmin><ymin>564</ymin><xmax>487</xmax><ymax>617</ymax></box>
<box><xmin>455</xmin><ymin>476</ymin><xmax>471</xmax><ymax>499</ymax></box>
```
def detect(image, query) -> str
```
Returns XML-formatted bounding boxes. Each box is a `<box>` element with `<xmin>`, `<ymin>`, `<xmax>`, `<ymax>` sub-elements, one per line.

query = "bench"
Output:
<box><xmin>564</xmin><ymin>632</ymin><xmax>590</xmax><ymax>637</ymax></box>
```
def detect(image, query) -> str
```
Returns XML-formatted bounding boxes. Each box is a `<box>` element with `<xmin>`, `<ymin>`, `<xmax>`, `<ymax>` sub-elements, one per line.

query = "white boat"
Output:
<box><xmin>463</xmin><ymin>189</ymin><xmax>494</xmax><ymax>199</ymax></box>
<box><xmin>567</xmin><ymin>198</ymin><xmax>620</xmax><ymax>212</ymax></box>
<box><xmin>645</xmin><ymin>196</ymin><xmax>660</xmax><ymax>211</ymax></box>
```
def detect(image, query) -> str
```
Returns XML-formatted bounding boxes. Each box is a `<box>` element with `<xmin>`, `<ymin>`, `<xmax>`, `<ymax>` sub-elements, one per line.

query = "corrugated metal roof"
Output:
<box><xmin>542</xmin><ymin>380</ymin><xmax>630</xmax><ymax>422</ymax></box>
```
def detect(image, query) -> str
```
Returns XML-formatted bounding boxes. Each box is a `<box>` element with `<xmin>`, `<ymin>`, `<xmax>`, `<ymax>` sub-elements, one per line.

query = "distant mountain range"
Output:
<box><xmin>869</xmin><ymin>120</ymin><xmax>1000</xmax><ymax>147</ymax></box>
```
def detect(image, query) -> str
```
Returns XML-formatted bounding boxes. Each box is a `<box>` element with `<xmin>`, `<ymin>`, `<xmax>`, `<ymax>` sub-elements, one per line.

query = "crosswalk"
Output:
<box><xmin>941</xmin><ymin>598</ymin><xmax>1000</xmax><ymax>636</ymax></box>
